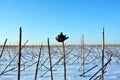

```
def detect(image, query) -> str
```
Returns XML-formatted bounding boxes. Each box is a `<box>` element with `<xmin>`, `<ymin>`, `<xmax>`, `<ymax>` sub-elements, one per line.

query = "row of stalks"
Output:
<box><xmin>0</xmin><ymin>27</ymin><xmax>120</xmax><ymax>80</ymax></box>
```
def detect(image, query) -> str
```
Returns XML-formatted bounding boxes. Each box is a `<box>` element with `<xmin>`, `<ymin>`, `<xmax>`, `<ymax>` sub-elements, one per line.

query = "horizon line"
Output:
<box><xmin>0</xmin><ymin>43</ymin><xmax>120</xmax><ymax>48</ymax></box>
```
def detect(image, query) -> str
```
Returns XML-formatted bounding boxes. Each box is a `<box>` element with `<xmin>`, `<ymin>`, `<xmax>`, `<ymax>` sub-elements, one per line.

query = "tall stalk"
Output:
<box><xmin>18</xmin><ymin>27</ymin><xmax>22</xmax><ymax>80</ymax></box>
<box><xmin>48</xmin><ymin>38</ymin><xmax>53</xmax><ymax>80</ymax></box>
<box><xmin>102</xmin><ymin>27</ymin><xmax>105</xmax><ymax>80</ymax></box>
<box><xmin>34</xmin><ymin>45</ymin><xmax>42</xmax><ymax>80</ymax></box>
<box><xmin>55</xmin><ymin>32</ymin><xmax>68</xmax><ymax>80</ymax></box>
<box><xmin>62</xmin><ymin>42</ymin><xmax>66</xmax><ymax>80</ymax></box>
<box><xmin>81</xmin><ymin>35</ymin><xmax>84</xmax><ymax>76</ymax></box>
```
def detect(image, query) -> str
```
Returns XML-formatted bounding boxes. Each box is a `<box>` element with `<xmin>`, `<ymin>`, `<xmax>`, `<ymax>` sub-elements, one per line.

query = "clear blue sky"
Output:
<box><xmin>0</xmin><ymin>0</ymin><xmax>120</xmax><ymax>45</ymax></box>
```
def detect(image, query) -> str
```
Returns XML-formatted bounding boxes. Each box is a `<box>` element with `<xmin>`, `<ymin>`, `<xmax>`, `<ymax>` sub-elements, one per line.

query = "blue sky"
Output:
<box><xmin>0</xmin><ymin>0</ymin><xmax>120</xmax><ymax>45</ymax></box>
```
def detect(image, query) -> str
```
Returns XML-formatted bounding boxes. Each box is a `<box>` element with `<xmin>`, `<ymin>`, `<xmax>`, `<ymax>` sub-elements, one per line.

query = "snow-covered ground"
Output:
<box><xmin>0</xmin><ymin>46</ymin><xmax>120</xmax><ymax>80</ymax></box>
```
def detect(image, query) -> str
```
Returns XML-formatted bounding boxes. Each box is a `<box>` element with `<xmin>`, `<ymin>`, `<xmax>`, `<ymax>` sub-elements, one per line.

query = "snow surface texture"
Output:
<box><xmin>0</xmin><ymin>46</ymin><xmax>120</xmax><ymax>80</ymax></box>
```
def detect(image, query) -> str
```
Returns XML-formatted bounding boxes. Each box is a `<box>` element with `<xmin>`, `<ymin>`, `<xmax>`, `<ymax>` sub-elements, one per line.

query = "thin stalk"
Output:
<box><xmin>48</xmin><ymin>38</ymin><xmax>53</xmax><ymax>80</ymax></box>
<box><xmin>62</xmin><ymin>42</ymin><xmax>66</xmax><ymax>80</ymax></box>
<box><xmin>102</xmin><ymin>27</ymin><xmax>105</xmax><ymax>80</ymax></box>
<box><xmin>80</xmin><ymin>65</ymin><xmax>98</xmax><ymax>76</ymax></box>
<box><xmin>0</xmin><ymin>38</ymin><xmax>7</xmax><ymax>58</ymax></box>
<box><xmin>18</xmin><ymin>27</ymin><xmax>22</xmax><ymax>80</ymax></box>
<box><xmin>80</xmin><ymin>35</ymin><xmax>84</xmax><ymax>76</ymax></box>
<box><xmin>34</xmin><ymin>45</ymin><xmax>42</xmax><ymax>80</ymax></box>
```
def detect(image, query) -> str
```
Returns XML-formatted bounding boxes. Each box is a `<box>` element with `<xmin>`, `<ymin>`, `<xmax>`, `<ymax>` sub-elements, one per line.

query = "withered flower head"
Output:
<box><xmin>55</xmin><ymin>32</ymin><xmax>69</xmax><ymax>42</ymax></box>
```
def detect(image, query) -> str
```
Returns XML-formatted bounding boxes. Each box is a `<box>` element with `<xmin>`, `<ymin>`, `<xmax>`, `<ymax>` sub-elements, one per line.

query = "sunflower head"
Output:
<box><xmin>55</xmin><ymin>32</ymin><xmax>69</xmax><ymax>42</ymax></box>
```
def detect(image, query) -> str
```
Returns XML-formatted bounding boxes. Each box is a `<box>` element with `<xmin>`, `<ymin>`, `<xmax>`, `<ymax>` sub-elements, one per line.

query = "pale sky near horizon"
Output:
<box><xmin>0</xmin><ymin>0</ymin><xmax>120</xmax><ymax>45</ymax></box>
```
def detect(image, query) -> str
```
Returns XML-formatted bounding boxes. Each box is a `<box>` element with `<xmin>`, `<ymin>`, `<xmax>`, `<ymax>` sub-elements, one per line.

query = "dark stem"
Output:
<box><xmin>34</xmin><ymin>45</ymin><xmax>42</xmax><ymax>80</ymax></box>
<box><xmin>18</xmin><ymin>27</ymin><xmax>22</xmax><ymax>80</ymax></box>
<box><xmin>48</xmin><ymin>38</ymin><xmax>53</xmax><ymax>80</ymax></box>
<box><xmin>0</xmin><ymin>38</ymin><xmax>7</xmax><ymax>58</ymax></box>
<box><xmin>62</xmin><ymin>42</ymin><xmax>66</xmax><ymax>80</ymax></box>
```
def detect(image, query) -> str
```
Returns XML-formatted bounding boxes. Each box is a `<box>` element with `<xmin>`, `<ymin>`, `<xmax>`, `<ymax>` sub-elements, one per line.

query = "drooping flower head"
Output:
<box><xmin>55</xmin><ymin>32</ymin><xmax>69</xmax><ymax>42</ymax></box>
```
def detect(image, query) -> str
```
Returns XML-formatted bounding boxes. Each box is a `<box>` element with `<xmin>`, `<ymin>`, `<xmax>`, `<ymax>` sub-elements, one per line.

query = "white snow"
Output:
<box><xmin>0</xmin><ymin>46</ymin><xmax>120</xmax><ymax>80</ymax></box>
